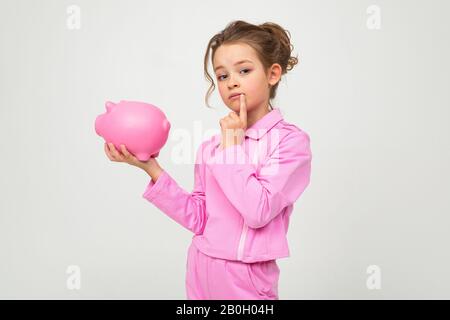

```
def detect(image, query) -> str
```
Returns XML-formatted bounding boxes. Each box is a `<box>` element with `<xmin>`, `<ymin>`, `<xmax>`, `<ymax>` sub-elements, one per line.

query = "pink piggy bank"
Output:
<box><xmin>95</xmin><ymin>100</ymin><xmax>171</xmax><ymax>161</ymax></box>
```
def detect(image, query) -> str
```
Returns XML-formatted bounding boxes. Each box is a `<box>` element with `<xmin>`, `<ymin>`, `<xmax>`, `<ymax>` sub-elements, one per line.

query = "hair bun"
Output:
<box><xmin>259</xmin><ymin>22</ymin><xmax>299</xmax><ymax>72</ymax></box>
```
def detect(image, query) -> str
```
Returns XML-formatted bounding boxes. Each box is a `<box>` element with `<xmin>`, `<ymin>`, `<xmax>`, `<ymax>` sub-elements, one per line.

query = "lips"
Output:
<box><xmin>229</xmin><ymin>93</ymin><xmax>243</xmax><ymax>100</ymax></box>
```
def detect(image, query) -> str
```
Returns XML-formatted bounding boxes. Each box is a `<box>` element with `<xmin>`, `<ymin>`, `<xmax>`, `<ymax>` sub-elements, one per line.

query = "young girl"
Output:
<box><xmin>104</xmin><ymin>20</ymin><xmax>312</xmax><ymax>300</ymax></box>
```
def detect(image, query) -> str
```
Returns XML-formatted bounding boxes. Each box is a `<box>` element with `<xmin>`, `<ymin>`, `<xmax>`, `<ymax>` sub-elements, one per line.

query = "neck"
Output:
<box><xmin>245</xmin><ymin>104</ymin><xmax>271</xmax><ymax>128</ymax></box>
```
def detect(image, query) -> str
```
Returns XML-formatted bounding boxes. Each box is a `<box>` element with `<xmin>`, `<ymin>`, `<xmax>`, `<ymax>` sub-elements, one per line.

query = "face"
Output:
<box><xmin>213</xmin><ymin>43</ymin><xmax>281</xmax><ymax>113</ymax></box>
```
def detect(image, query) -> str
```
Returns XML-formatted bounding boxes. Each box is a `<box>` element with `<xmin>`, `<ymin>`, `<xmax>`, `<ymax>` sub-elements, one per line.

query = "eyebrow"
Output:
<box><xmin>214</xmin><ymin>59</ymin><xmax>254</xmax><ymax>72</ymax></box>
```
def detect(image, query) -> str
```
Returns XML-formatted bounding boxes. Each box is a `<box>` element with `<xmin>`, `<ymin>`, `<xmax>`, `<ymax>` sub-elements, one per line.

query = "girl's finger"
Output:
<box><xmin>104</xmin><ymin>143</ymin><xmax>114</xmax><ymax>161</ymax></box>
<box><xmin>239</xmin><ymin>93</ymin><xmax>247</xmax><ymax>125</ymax></box>
<box><xmin>230</xmin><ymin>112</ymin><xmax>239</xmax><ymax>121</ymax></box>
<box><xmin>120</xmin><ymin>144</ymin><xmax>133</xmax><ymax>161</ymax></box>
<box><xmin>107</xmin><ymin>143</ymin><xmax>115</xmax><ymax>155</ymax></box>
<box><xmin>120</xmin><ymin>144</ymin><xmax>128</xmax><ymax>156</ymax></box>
<box><xmin>109</xmin><ymin>143</ymin><xmax>121</xmax><ymax>160</ymax></box>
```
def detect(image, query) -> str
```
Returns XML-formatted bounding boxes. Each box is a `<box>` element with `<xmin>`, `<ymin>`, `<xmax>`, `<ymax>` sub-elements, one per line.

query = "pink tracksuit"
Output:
<box><xmin>142</xmin><ymin>107</ymin><xmax>312</xmax><ymax>299</ymax></box>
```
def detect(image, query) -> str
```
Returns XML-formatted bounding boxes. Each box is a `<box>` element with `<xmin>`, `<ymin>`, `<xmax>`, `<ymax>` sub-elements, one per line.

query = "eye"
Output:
<box><xmin>217</xmin><ymin>68</ymin><xmax>251</xmax><ymax>81</ymax></box>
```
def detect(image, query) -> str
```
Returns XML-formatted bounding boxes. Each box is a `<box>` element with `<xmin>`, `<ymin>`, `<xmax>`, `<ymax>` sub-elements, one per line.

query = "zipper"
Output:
<box><xmin>237</xmin><ymin>221</ymin><xmax>249</xmax><ymax>261</ymax></box>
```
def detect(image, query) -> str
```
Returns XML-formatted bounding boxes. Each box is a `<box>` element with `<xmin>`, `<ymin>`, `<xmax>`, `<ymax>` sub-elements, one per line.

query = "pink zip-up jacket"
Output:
<box><xmin>142</xmin><ymin>108</ymin><xmax>312</xmax><ymax>263</ymax></box>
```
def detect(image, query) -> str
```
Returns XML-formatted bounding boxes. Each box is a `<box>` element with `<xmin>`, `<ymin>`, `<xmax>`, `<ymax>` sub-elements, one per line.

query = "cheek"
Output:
<box><xmin>246</xmin><ymin>75</ymin><xmax>265</xmax><ymax>93</ymax></box>
<box><xmin>218</xmin><ymin>83</ymin><xmax>227</xmax><ymax>96</ymax></box>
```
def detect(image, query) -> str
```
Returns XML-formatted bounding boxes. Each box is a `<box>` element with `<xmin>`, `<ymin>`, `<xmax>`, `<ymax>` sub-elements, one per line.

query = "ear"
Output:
<box><xmin>267</xmin><ymin>63</ymin><xmax>282</xmax><ymax>86</ymax></box>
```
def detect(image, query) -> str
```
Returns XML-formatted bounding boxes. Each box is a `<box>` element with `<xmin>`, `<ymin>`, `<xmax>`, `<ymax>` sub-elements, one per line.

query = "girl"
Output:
<box><xmin>104</xmin><ymin>20</ymin><xmax>312</xmax><ymax>300</ymax></box>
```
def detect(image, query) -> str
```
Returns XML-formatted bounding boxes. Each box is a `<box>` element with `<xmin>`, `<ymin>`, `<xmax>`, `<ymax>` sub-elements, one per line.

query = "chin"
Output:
<box><xmin>229</xmin><ymin>105</ymin><xmax>244</xmax><ymax>112</ymax></box>
<box><xmin>226</xmin><ymin>100</ymin><xmax>251</xmax><ymax>111</ymax></box>
<box><xmin>225</xmin><ymin>102</ymin><xmax>239</xmax><ymax>111</ymax></box>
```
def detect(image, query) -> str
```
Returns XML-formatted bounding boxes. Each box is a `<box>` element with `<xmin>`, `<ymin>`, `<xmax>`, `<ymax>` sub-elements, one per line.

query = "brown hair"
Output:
<box><xmin>203</xmin><ymin>20</ymin><xmax>299</xmax><ymax>110</ymax></box>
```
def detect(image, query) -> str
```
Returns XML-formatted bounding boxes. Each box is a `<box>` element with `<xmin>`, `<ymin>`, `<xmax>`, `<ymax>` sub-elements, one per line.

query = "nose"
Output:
<box><xmin>226</xmin><ymin>74</ymin><xmax>239</xmax><ymax>89</ymax></box>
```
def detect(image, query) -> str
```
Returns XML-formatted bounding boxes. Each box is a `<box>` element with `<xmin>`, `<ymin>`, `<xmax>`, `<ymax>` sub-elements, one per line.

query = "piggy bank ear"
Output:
<box><xmin>105</xmin><ymin>101</ymin><xmax>116</xmax><ymax>113</ymax></box>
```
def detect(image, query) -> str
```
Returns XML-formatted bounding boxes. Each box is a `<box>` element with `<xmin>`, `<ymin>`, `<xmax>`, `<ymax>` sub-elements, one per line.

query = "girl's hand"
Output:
<box><xmin>104</xmin><ymin>142</ymin><xmax>158</xmax><ymax>171</ymax></box>
<box><xmin>219</xmin><ymin>93</ymin><xmax>247</xmax><ymax>149</ymax></box>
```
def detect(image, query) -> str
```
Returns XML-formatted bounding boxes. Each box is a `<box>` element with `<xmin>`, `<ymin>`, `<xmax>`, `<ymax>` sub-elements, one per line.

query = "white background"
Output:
<box><xmin>0</xmin><ymin>0</ymin><xmax>449</xmax><ymax>299</ymax></box>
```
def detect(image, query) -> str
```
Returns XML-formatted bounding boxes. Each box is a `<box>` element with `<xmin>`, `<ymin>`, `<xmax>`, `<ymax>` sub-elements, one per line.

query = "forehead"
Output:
<box><xmin>213</xmin><ymin>43</ymin><xmax>258</xmax><ymax>70</ymax></box>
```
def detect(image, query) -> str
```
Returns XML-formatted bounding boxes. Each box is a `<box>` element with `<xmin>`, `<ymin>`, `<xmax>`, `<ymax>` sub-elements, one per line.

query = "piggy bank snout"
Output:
<box><xmin>163</xmin><ymin>119</ymin><xmax>171</xmax><ymax>131</ymax></box>
<box><xmin>94</xmin><ymin>114</ymin><xmax>105</xmax><ymax>136</ymax></box>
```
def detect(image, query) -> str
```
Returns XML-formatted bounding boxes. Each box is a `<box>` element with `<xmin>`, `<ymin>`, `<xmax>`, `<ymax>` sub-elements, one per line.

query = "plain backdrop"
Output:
<box><xmin>1</xmin><ymin>0</ymin><xmax>449</xmax><ymax>299</ymax></box>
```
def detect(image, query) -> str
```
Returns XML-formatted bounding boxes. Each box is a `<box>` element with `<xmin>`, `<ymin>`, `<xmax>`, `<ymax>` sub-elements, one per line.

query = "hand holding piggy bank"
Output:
<box><xmin>95</xmin><ymin>100</ymin><xmax>171</xmax><ymax>161</ymax></box>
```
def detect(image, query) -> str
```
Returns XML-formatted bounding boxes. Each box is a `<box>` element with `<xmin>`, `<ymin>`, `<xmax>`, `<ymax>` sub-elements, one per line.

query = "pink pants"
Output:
<box><xmin>185</xmin><ymin>242</ymin><xmax>280</xmax><ymax>300</ymax></box>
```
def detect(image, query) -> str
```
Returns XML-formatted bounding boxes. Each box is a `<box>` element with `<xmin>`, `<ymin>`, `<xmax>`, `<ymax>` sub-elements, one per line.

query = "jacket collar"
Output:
<box><xmin>211</xmin><ymin>107</ymin><xmax>284</xmax><ymax>147</ymax></box>
<box><xmin>244</xmin><ymin>107</ymin><xmax>284</xmax><ymax>140</ymax></box>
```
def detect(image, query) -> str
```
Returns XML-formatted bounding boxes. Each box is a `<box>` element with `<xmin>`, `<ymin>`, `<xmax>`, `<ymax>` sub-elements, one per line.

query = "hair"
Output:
<box><xmin>203</xmin><ymin>20</ymin><xmax>299</xmax><ymax>110</ymax></box>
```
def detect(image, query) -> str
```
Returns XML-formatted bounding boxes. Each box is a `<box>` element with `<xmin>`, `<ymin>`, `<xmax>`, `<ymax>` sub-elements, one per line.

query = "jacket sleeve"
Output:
<box><xmin>142</xmin><ymin>142</ymin><xmax>208</xmax><ymax>235</ymax></box>
<box><xmin>206</xmin><ymin>131</ymin><xmax>312</xmax><ymax>229</ymax></box>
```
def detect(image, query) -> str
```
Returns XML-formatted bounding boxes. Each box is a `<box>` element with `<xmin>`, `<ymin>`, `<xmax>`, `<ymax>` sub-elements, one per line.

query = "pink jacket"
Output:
<box><xmin>142</xmin><ymin>108</ymin><xmax>312</xmax><ymax>263</ymax></box>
